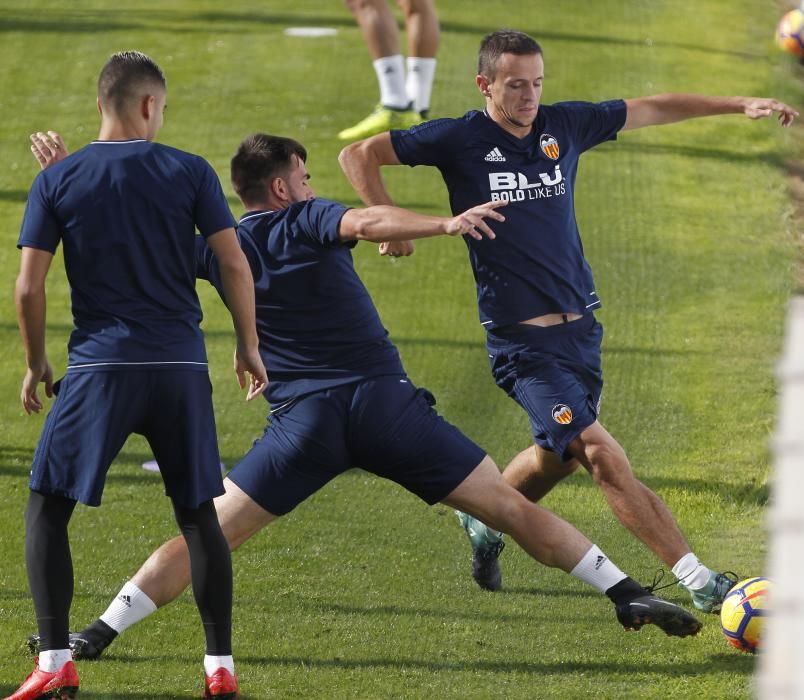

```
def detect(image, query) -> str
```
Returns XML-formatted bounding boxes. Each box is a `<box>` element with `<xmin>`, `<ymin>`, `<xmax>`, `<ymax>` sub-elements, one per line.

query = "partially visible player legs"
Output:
<box><xmin>461</xmin><ymin>426</ymin><xmax>735</xmax><ymax>610</ymax></box>
<box><xmin>7</xmin><ymin>491</ymin><xmax>80</xmax><ymax>700</ymax></box>
<box><xmin>34</xmin><ymin>480</ymin><xmax>276</xmax><ymax>662</ymax></box>
<box><xmin>398</xmin><ymin>0</ymin><xmax>438</xmax><ymax>117</ymax></box>
<box><xmin>171</xmin><ymin>498</ymin><xmax>239</xmax><ymax>696</ymax></box>
<box><xmin>457</xmin><ymin>446</ymin><xmax>579</xmax><ymax>590</ymax></box>
<box><xmin>504</xmin><ymin>444</ymin><xmax>580</xmax><ymax>502</ymax></box>
<box><xmin>567</xmin><ymin>421</ymin><xmax>736</xmax><ymax>612</ymax></box>
<box><xmin>444</xmin><ymin>457</ymin><xmax>702</xmax><ymax>637</ymax></box>
<box><xmin>339</xmin><ymin>0</ymin><xmax>423</xmax><ymax>140</ymax></box>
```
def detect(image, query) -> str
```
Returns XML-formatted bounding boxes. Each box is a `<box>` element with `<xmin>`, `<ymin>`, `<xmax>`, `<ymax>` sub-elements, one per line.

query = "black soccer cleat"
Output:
<box><xmin>27</xmin><ymin>622</ymin><xmax>117</xmax><ymax>660</ymax></box>
<box><xmin>616</xmin><ymin>594</ymin><xmax>703</xmax><ymax>638</ymax></box>
<box><xmin>471</xmin><ymin>541</ymin><xmax>505</xmax><ymax>592</ymax></box>
<box><xmin>456</xmin><ymin>511</ymin><xmax>506</xmax><ymax>591</ymax></box>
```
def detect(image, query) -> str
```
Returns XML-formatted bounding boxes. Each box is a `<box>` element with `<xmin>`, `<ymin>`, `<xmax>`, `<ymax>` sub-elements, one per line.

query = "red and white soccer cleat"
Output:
<box><xmin>4</xmin><ymin>659</ymin><xmax>79</xmax><ymax>700</ymax></box>
<box><xmin>204</xmin><ymin>667</ymin><xmax>239</xmax><ymax>699</ymax></box>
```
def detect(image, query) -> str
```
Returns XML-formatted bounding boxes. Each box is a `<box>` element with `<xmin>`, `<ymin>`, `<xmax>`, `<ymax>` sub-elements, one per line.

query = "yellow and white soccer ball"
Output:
<box><xmin>776</xmin><ymin>9</ymin><xmax>804</xmax><ymax>58</ymax></box>
<box><xmin>720</xmin><ymin>577</ymin><xmax>771</xmax><ymax>653</ymax></box>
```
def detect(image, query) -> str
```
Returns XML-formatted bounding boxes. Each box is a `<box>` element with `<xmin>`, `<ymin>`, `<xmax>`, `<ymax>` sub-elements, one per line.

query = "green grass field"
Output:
<box><xmin>0</xmin><ymin>1</ymin><xmax>801</xmax><ymax>697</ymax></box>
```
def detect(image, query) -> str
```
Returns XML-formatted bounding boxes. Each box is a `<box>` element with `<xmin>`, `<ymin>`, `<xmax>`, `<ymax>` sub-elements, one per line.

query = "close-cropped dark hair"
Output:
<box><xmin>97</xmin><ymin>51</ymin><xmax>166</xmax><ymax>114</ymax></box>
<box><xmin>230</xmin><ymin>134</ymin><xmax>308</xmax><ymax>205</ymax></box>
<box><xmin>478</xmin><ymin>30</ymin><xmax>542</xmax><ymax>79</ymax></box>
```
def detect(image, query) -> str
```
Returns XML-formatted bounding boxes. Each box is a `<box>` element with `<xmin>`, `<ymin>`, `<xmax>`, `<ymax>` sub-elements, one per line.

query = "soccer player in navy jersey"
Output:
<box><xmin>9</xmin><ymin>52</ymin><xmax>266</xmax><ymax>700</ymax></box>
<box><xmin>27</xmin><ymin>132</ymin><xmax>705</xmax><ymax>674</ymax></box>
<box><xmin>338</xmin><ymin>30</ymin><xmax>798</xmax><ymax>606</ymax></box>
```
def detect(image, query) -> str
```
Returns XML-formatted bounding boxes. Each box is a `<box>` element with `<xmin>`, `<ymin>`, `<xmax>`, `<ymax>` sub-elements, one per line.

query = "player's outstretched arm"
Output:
<box><xmin>623</xmin><ymin>93</ymin><xmax>798</xmax><ymax>131</ymax></box>
<box><xmin>16</xmin><ymin>247</ymin><xmax>55</xmax><ymax>414</ymax></box>
<box><xmin>340</xmin><ymin>200</ymin><xmax>506</xmax><ymax>243</ymax></box>
<box><xmin>205</xmin><ymin>228</ymin><xmax>267</xmax><ymax>400</ymax></box>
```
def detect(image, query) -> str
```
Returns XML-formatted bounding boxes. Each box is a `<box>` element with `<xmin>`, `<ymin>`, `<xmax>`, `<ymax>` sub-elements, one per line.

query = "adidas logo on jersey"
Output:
<box><xmin>484</xmin><ymin>147</ymin><xmax>506</xmax><ymax>162</ymax></box>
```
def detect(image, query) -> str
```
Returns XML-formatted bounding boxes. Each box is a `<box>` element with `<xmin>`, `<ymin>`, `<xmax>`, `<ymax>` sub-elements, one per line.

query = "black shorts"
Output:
<box><xmin>227</xmin><ymin>376</ymin><xmax>486</xmax><ymax>515</ymax></box>
<box><xmin>29</xmin><ymin>370</ymin><xmax>223</xmax><ymax>507</ymax></box>
<box><xmin>486</xmin><ymin>314</ymin><xmax>604</xmax><ymax>459</ymax></box>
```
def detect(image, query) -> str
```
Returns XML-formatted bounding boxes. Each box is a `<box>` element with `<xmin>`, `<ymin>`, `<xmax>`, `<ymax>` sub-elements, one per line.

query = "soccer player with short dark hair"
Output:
<box><xmin>27</xmin><ymin>131</ymin><xmax>706</xmax><ymax>680</ymax></box>
<box><xmin>10</xmin><ymin>51</ymin><xmax>266</xmax><ymax>699</ymax></box>
<box><xmin>338</xmin><ymin>29</ymin><xmax>797</xmax><ymax>605</ymax></box>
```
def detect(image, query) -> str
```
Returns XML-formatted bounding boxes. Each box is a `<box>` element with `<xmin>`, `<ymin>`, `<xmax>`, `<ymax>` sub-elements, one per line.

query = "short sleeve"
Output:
<box><xmin>390</xmin><ymin>117</ymin><xmax>465</xmax><ymax>168</ymax></box>
<box><xmin>193</xmin><ymin>158</ymin><xmax>237</xmax><ymax>238</ymax></box>
<box><xmin>18</xmin><ymin>172</ymin><xmax>61</xmax><ymax>252</ymax></box>
<box><xmin>195</xmin><ymin>230</ymin><xmax>260</xmax><ymax>305</ymax></box>
<box><xmin>288</xmin><ymin>198</ymin><xmax>351</xmax><ymax>248</ymax></box>
<box><xmin>195</xmin><ymin>235</ymin><xmax>215</xmax><ymax>281</ymax></box>
<box><xmin>557</xmin><ymin>99</ymin><xmax>627</xmax><ymax>153</ymax></box>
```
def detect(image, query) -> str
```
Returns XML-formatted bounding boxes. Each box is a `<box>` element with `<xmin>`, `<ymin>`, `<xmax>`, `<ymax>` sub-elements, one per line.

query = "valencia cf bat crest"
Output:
<box><xmin>540</xmin><ymin>133</ymin><xmax>560</xmax><ymax>160</ymax></box>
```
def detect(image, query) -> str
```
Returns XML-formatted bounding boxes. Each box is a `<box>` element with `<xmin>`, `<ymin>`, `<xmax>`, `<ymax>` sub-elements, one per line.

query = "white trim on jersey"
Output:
<box><xmin>239</xmin><ymin>210</ymin><xmax>277</xmax><ymax>224</ymax></box>
<box><xmin>90</xmin><ymin>139</ymin><xmax>148</xmax><ymax>145</ymax></box>
<box><xmin>67</xmin><ymin>360</ymin><xmax>209</xmax><ymax>369</ymax></box>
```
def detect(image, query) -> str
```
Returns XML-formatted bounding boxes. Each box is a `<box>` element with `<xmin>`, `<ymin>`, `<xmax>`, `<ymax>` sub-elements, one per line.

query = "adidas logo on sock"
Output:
<box><xmin>594</xmin><ymin>555</ymin><xmax>607</xmax><ymax>570</ymax></box>
<box><xmin>119</xmin><ymin>594</ymin><xmax>132</xmax><ymax>607</ymax></box>
<box><xmin>484</xmin><ymin>147</ymin><xmax>506</xmax><ymax>162</ymax></box>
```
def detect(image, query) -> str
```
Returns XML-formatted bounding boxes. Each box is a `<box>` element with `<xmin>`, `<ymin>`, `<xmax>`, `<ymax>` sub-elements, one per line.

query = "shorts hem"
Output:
<box><xmin>29</xmin><ymin>482</ymin><xmax>96</xmax><ymax>506</ymax></box>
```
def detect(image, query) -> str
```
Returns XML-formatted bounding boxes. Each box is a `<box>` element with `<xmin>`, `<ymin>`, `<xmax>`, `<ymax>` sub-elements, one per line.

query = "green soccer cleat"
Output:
<box><xmin>337</xmin><ymin>104</ymin><xmax>423</xmax><ymax>141</ymax></box>
<box><xmin>456</xmin><ymin>511</ymin><xmax>505</xmax><ymax>591</ymax></box>
<box><xmin>678</xmin><ymin>570</ymin><xmax>738</xmax><ymax>613</ymax></box>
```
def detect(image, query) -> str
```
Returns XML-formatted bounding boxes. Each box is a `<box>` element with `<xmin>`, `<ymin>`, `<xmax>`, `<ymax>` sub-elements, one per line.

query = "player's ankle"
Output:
<box><xmin>605</xmin><ymin>576</ymin><xmax>645</xmax><ymax>605</ymax></box>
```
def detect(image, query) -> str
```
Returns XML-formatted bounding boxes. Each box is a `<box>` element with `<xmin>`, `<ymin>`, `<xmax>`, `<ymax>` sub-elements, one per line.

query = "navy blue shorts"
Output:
<box><xmin>227</xmin><ymin>376</ymin><xmax>486</xmax><ymax>515</ymax></box>
<box><xmin>486</xmin><ymin>314</ymin><xmax>604</xmax><ymax>459</ymax></box>
<box><xmin>29</xmin><ymin>370</ymin><xmax>224</xmax><ymax>508</ymax></box>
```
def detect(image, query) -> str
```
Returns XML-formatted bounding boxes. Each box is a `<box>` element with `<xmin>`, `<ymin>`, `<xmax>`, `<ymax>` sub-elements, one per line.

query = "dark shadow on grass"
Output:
<box><xmin>608</xmin><ymin>140</ymin><xmax>785</xmax><ymax>168</ymax></box>
<box><xmin>295</xmin><ymin>600</ymin><xmax>580</xmax><ymax>625</ymax></box>
<box><xmin>0</xmin><ymin>189</ymin><xmax>28</xmax><ymax>202</ymax></box>
<box><xmin>69</xmin><ymin>649</ymin><xmax>753</xmax><ymax>678</ymax></box>
<box><xmin>0</xmin><ymin>8</ymin><xmax>763</xmax><ymax>62</ymax></box>
<box><xmin>559</xmin><ymin>472</ymin><xmax>768</xmax><ymax>507</ymax></box>
<box><xmin>235</xmin><ymin>652</ymin><xmax>756</xmax><ymax>676</ymax></box>
<box><xmin>502</xmin><ymin>586</ymin><xmax>601</xmax><ymax>599</ymax></box>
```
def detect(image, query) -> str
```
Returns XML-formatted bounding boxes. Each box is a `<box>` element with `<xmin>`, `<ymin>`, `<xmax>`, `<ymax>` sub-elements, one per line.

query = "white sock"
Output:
<box><xmin>405</xmin><ymin>57</ymin><xmax>437</xmax><ymax>114</ymax></box>
<box><xmin>373</xmin><ymin>55</ymin><xmax>409</xmax><ymax>109</ymax></box>
<box><xmin>39</xmin><ymin>649</ymin><xmax>71</xmax><ymax>673</ymax></box>
<box><xmin>569</xmin><ymin>545</ymin><xmax>628</xmax><ymax>593</ymax></box>
<box><xmin>204</xmin><ymin>654</ymin><xmax>235</xmax><ymax>675</ymax></box>
<box><xmin>672</xmin><ymin>552</ymin><xmax>711</xmax><ymax>590</ymax></box>
<box><xmin>99</xmin><ymin>580</ymin><xmax>157</xmax><ymax>634</ymax></box>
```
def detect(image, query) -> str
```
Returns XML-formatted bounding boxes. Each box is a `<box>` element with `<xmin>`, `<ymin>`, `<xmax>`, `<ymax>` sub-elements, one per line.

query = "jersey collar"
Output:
<box><xmin>239</xmin><ymin>209</ymin><xmax>277</xmax><ymax>224</ymax></box>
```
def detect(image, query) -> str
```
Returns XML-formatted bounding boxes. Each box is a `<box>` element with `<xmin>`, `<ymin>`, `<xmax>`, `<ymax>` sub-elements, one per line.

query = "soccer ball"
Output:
<box><xmin>720</xmin><ymin>577</ymin><xmax>771</xmax><ymax>653</ymax></box>
<box><xmin>776</xmin><ymin>9</ymin><xmax>804</xmax><ymax>58</ymax></box>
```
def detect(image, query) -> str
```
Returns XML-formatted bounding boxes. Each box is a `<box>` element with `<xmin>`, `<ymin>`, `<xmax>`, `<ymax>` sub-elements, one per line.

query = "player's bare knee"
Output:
<box><xmin>481</xmin><ymin>486</ymin><xmax>532</xmax><ymax>535</ymax></box>
<box><xmin>585</xmin><ymin>443</ymin><xmax>634</xmax><ymax>489</ymax></box>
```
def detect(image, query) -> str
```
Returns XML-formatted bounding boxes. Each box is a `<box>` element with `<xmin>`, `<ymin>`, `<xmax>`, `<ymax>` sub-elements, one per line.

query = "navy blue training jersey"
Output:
<box><xmin>196</xmin><ymin>198</ymin><xmax>405</xmax><ymax>406</ymax></box>
<box><xmin>18</xmin><ymin>139</ymin><xmax>236</xmax><ymax>372</ymax></box>
<box><xmin>391</xmin><ymin>101</ymin><xmax>627</xmax><ymax>328</ymax></box>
